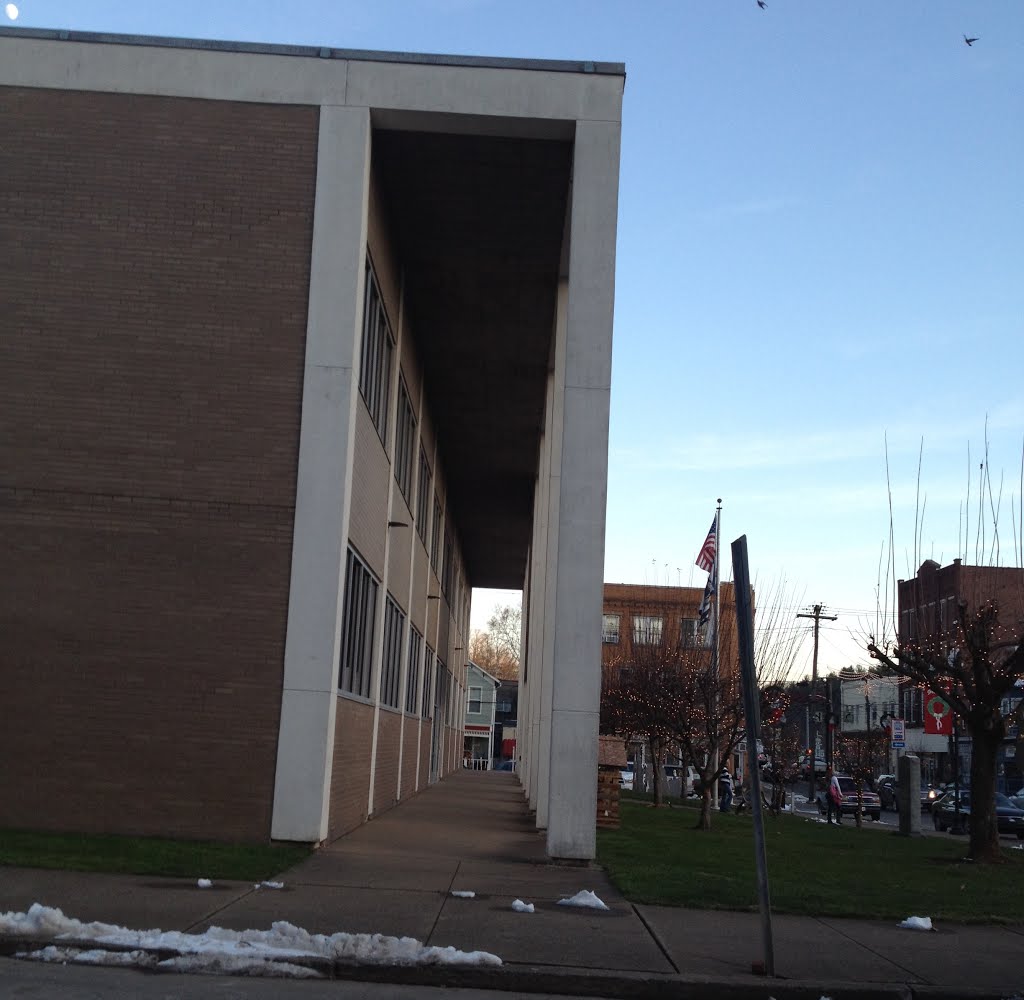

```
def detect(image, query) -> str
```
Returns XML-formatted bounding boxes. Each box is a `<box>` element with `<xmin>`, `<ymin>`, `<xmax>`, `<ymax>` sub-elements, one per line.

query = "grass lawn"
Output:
<box><xmin>0</xmin><ymin>828</ymin><xmax>311</xmax><ymax>882</ymax></box>
<box><xmin>597</xmin><ymin>799</ymin><xmax>1024</xmax><ymax>923</ymax></box>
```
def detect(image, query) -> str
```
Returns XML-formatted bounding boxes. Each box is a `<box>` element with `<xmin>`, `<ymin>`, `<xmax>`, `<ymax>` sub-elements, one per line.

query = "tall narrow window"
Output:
<box><xmin>468</xmin><ymin>686</ymin><xmax>482</xmax><ymax>714</ymax></box>
<box><xmin>339</xmin><ymin>548</ymin><xmax>378</xmax><ymax>699</ymax></box>
<box><xmin>406</xmin><ymin>626</ymin><xmax>423</xmax><ymax>715</ymax></box>
<box><xmin>441</xmin><ymin>529</ymin><xmax>453</xmax><ymax>598</ymax></box>
<box><xmin>359</xmin><ymin>262</ymin><xmax>394</xmax><ymax>441</ymax></box>
<box><xmin>394</xmin><ymin>377</ymin><xmax>416</xmax><ymax>503</ymax></box>
<box><xmin>422</xmin><ymin>646</ymin><xmax>435</xmax><ymax>718</ymax></box>
<box><xmin>381</xmin><ymin>596</ymin><xmax>405</xmax><ymax>709</ymax></box>
<box><xmin>416</xmin><ymin>447</ymin><xmax>431</xmax><ymax>543</ymax></box>
<box><xmin>430</xmin><ymin>496</ymin><xmax>443</xmax><ymax>576</ymax></box>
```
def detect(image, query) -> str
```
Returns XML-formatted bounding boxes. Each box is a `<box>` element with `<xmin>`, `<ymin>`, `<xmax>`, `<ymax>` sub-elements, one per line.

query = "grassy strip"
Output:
<box><xmin>0</xmin><ymin>828</ymin><xmax>311</xmax><ymax>882</ymax></box>
<box><xmin>597</xmin><ymin>800</ymin><xmax>1024</xmax><ymax>923</ymax></box>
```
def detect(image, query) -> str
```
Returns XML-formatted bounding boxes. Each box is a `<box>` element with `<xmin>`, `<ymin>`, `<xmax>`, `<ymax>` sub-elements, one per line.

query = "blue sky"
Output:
<box><xmin>9</xmin><ymin>1</ymin><xmax>1022</xmax><ymax>674</ymax></box>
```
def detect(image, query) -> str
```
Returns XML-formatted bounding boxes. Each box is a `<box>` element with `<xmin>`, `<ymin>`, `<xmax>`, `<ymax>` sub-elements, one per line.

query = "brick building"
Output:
<box><xmin>897</xmin><ymin>559</ymin><xmax>1024</xmax><ymax>792</ymax></box>
<box><xmin>0</xmin><ymin>27</ymin><xmax>623</xmax><ymax>858</ymax></box>
<box><xmin>601</xmin><ymin>582</ymin><xmax>739</xmax><ymax>671</ymax></box>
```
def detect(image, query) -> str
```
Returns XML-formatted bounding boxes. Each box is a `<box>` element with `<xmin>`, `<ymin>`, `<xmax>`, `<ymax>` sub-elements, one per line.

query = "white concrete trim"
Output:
<box><xmin>271</xmin><ymin>106</ymin><xmax>371</xmax><ymax>843</ymax></box>
<box><xmin>0</xmin><ymin>35</ymin><xmax>624</xmax><ymax>124</ymax></box>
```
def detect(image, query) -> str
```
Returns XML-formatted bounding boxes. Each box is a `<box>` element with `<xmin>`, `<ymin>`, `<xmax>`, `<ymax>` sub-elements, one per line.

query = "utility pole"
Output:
<box><xmin>797</xmin><ymin>604</ymin><xmax>837</xmax><ymax>806</ymax></box>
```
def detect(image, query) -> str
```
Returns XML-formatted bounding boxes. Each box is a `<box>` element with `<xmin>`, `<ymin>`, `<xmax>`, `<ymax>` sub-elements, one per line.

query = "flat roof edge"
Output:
<box><xmin>0</xmin><ymin>26</ymin><xmax>626</xmax><ymax>77</ymax></box>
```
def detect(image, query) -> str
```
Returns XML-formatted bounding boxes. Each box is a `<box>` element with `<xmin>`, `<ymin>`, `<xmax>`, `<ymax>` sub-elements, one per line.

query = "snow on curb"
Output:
<box><xmin>0</xmin><ymin>903</ymin><xmax>501</xmax><ymax>971</ymax></box>
<box><xmin>510</xmin><ymin>899</ymin><xmax>534</xmax><ymax>913</ymax></box>
<box><xmin>449</xmin><ymin>890</ymin><xmax>476</xmax><ymax>898</ymax></box>
<box><xmin>556</xmin><ymin>890</ymin><xmax>608</xmax><ymax>911</ymax></box>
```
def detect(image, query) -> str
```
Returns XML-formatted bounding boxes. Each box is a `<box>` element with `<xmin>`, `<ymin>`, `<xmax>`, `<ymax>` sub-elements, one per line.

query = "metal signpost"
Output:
<box><xmin>731</xmin><ymin>535</ymin><xmax>774</xmax><ymax>978</ymax></box>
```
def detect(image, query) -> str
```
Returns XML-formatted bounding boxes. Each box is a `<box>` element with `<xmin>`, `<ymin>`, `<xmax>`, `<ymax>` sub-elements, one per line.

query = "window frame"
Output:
<box><xmin>358</xmin><ymin>261</ymin><xmax>395</xmax><ymax>443</ymax></box>
<box><xmin>339</xmin><ymin>548</ymin><xmax>379</xmax><ymax>700</ymax></box>
<box><xmin>380</xmin><ymin>595</ymin><xmax>405</xmax><ymax>710</ymax></box>
<box><xmin>632</xmin><ymin>614</ymin><xmax>664</xmax><ymax>646</ymax></box>
<box><xmin>602</xmin><ymin>614</ymin><xmax>620</xmax><ymax>644</ymax></box>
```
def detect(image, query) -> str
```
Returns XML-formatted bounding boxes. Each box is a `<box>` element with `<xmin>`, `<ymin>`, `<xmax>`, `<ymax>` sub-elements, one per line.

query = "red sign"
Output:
<box><xmin>924</xmin><ymin>690</ymin><xmax>952</xmax><ymax>735</ymax></box>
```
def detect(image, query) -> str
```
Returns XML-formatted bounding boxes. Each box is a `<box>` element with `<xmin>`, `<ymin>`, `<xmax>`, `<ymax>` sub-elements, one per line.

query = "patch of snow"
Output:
<box><xmin>556</xmin><ymin>890</ymin><xmax>608</xmax><ymax>911</ymax></box>
<box><xmin>510</xmin><ymin>899</ymin><xmax>534</xmax><ymax>913</ymax></box>
<box><xmin>898</xmin><ymin>916</ymin><xmax>933</xmax><ymax>931</ymax></box>
<box><xmin>20</xmin><ymin>946</ymin><xmax>156</xmax><ymax>968</ymax></box>
<box><xmin>159</xmin><ymin>954</ymin><xmax>324</xmax><ymax>978</ymax></box>
<box><xmin>254</xmin><ymin>881</ymin><xmax>285</xmax><ymax>890</ymax></box>
<box><xmin>449</xmin><ymin>890</ymin><xmax>476</xmax><ymax>898</ymax></box>
<box><xmin>0</xmin><ymin>903</ymin><xmax>501</xmax><ymax>969</ymax></box>
<box><xmin>197</xmin><ymin>878</ymin><xmax>212</xmax><ymax>889</ymax></box>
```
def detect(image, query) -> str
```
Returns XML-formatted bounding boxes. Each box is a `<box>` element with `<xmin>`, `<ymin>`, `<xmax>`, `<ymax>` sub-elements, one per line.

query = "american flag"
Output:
<box><xmin>695</xmin><ymin>518</ymin><xmax>716</xmax><ymax>573</ymax></box>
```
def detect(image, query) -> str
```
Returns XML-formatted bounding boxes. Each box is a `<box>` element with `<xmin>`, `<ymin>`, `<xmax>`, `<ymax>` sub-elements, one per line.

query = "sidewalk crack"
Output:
<box><xmin>632</xmin><ymin>903</ymin><xmax>680</xmax><ymax>974</ymax></box>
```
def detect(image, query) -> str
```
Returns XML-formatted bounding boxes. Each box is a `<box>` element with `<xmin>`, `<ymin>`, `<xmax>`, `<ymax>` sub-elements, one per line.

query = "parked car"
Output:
<box><xmin>877</xmin><ymin>777</ymin><xmax>940</xmax><ymax>812</ymax></box>
<box><xmin>816</xmin><ymin>775</ymin><xmax>881</xmax><ymax>821</ymax></box>
<box><xmin>1009</xmin><ymin>789</ymin><xmax>1024</xmax><ymax>812</ymax></box>
<box><xmin>619</xmin><ymin>770</ymin><xmax>634</xmax><ymax>791</ymax></box>
<box><xmin>932</xmin><ymin>790</ymin><xmax>1024</xmax><ymax>837</ymax></box>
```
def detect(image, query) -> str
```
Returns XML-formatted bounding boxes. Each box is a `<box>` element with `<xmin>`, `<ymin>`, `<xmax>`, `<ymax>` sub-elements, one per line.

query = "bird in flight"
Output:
<box><xmin>963</xmin><ymin>34</ymin><xmax>979</xmax><ymax>46</ymax></box>
<box><xmin>757</xmin><ymin>0</ymin><xmax>766</xmax><ymax>8</ymax></box>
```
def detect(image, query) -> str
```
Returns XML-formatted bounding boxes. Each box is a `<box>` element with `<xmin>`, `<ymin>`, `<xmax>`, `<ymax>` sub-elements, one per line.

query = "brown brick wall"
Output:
<box><xmin>372</xmin><ymin>708</ymin><xmax>402</xmax><ymax>815</ymax></box>
<box><xmin>329</xmin><ymin>697</ymin><xmax>374</xmax><ymax>839</ymax></box>
<box><xmin>0</xmin><ymin>87</ymin><xmax>319</xmax><ymax>841</ymax></box>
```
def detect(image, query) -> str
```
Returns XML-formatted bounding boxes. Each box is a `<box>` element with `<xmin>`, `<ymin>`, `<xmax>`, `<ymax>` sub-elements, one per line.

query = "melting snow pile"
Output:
<box><xmin>556</xmin><ymin>890</ymin><xmax>608</xmax><ymax>911</ymax></box>
<box><xmin>197</xmin><ymin>879</ymin><xmax>213</xmax><ymax>889</ymax></box>
<box><xmin>510</xmin><ymin>899</ymin><xmax>534</xmax><ymax>913</ymax></box>
<box><xmin>898</xmin><ymin>916</ymin><xmax>933</xmax><ymax>931</ymax></box>
<box><xmin>254</xmin><ymin>881</ymin><xmax>285</xmax><ymax>890</ymax></box>
<box><xmin>449</xmin><ymin>890</ymin><xmax>476</xmax><ymax>898</ymax></box>
<box><xmin>0</xmin><ymin>903</ymin><xmax>501</xmax><ymax>976</ymax></box>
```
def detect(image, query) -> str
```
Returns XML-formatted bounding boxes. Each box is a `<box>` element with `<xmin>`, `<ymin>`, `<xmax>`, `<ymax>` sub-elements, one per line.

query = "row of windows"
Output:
<box><xmin>602</xmin><ymin>613</ymin><xmax>709</xmax><ymax>648</ymax></box>
<box><xmin>358</xmin><ymin>258</ymin><xmax>467</xmax><ymax>635</ymax></box>
<box><xmin>340</xmin><ymin>547</ymin><xmax>455</xmax><ymax>719</ymax></box>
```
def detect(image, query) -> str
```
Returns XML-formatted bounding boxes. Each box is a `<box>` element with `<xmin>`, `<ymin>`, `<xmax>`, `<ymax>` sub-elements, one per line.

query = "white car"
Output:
<box><xmin>619</xmin><ymin>770</ymin><xmax>634</xmax><ymax>790</ymax></box>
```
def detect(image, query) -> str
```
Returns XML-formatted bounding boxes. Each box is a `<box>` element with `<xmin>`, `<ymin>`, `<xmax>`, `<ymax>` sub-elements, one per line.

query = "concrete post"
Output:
<box><xmin>898</xmin><ymin>754</ymin><xmax>922</xmax><ymax>836</ymax></box>
<box><xmin>545</xmin><ymin>118</ymin><xmax>619</xmax><ymax>860</ymax></box>
<box><xmin>271</xmin><ymin>106</ymin><xmax>371</xmax><ymax>843</ymax></box>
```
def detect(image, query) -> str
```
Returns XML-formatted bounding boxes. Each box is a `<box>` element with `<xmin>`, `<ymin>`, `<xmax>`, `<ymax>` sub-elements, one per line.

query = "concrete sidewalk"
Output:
<box><xmin>2</xmin><ymin>770</ymin><xmax>1023</xmax><ymax>999</ymax></box>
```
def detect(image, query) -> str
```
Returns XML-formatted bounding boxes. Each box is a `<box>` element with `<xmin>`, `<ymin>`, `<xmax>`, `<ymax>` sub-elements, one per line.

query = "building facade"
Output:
<box><xmin>897</xmin><ymin>559</ymin><xmax>1024</xmax><ymax>792</ymax></box>
<box><xmin>0</xmin><ymin>27</ymin><xmax>623</xmax><ymax>858</ymax></box>
<box><xmin>463</xmin><ymin>662</ymin><xmax>500</xmax><ymax>767</ymax></box>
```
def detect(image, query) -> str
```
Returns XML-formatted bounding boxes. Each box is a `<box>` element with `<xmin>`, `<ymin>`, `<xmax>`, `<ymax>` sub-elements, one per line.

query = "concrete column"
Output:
<box><xmin>271</xmin><ymin>106</ymin><xmax>371</xmax><ymax>843</ymax></box>
<box><xmin>898</xmin><ymin>754</ymin><xmax>922</xmax><ymax>836</ymax></box>
<box><xmin>545</xmin><ymin>119</ymin><xmax>620</xmax><ymax>860</ymax></box>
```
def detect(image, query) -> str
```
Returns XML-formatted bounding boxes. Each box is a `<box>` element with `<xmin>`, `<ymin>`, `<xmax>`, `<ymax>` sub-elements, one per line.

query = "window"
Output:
<box><xmin>468</xmin><ymin>686</ymin><xmax>482</xmax><ymax>714</ymax></box>
<box><xmin>380</xmin><ymin>596</ymin><xmax>405</xmax><ymax>709</ymax></box>
<box><xmin>405</xmin><ymin>625</ymin><xmax>422</xmax><ymax>715</ymax></box>
<box><xmin>680</xmin><ymin>617</ymin><xmax>706</xmax><ymax>648</ymax></box>
<box><xmin>430</xmin><ymin>496</ymin><xmax>443</xmax><ymax>576</ymax></box>
<box><xmin>359</xmin><ymin>262</ymin><xmax>394</xmax><ymax>441</ymax></box>
<box><xmin>900</xmin><ymin>608</ymin><xmax>917</xmax><ymax>641</ymax></box>
<box><xmin>393</xmin><ymin>377</ymin><xmax>416</xmax><ymax>503</ymax></box>
<box><xmin>602</xmin><ymin>614</ymin><xmax>620</xmax><ymax>644</ymax></box>
<box><xmin>422</xmin><ymin>646</ymin><xmax>435</xmax><ymax>718</ymax></box>
<box><xmin>339</xmin><ymin>548</ymin><xmax>378</xmax><ymax>699</ymax></box>
<box><xmin>633</xmin><ymin>615</ymin><xmax>663</xmax><ymax>645</ymax></box>
<box><xmin>441</xmin><ymin>529</ymin><xmax>453</xmax><ymax>598</ymax></box>
<box><xmin>416</xmin><ymin>447</ymin><xmax>431</xmax><ymax>543</ymax></box>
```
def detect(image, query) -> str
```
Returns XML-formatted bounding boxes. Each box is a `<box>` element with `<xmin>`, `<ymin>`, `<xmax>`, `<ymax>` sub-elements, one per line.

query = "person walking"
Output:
<box><xmin>826</xmin><ymin>767</ymin><xmax>843</xmax><ymax>825</ymax></box>
<box><xmin>718</xmin><ymin>767</ymin><xmax>733</xmax><ymax>812</ymax></box>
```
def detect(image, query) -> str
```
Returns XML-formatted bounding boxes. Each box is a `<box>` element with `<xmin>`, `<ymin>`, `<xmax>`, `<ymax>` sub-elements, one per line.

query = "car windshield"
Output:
<box><xmin>995</xmin><ymin>793</ymin><xmax>1013</xmax><ymax>807</ymax></box>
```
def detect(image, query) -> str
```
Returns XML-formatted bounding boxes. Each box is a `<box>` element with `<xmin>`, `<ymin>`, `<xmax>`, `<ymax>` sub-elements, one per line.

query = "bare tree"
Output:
<box><xmin>868</xmin><ymin>433</ymin><xmax>1024</xmax><ymax>861</ymax></box>
<box><xmin>833</xmin><ymin>727</ymin><xmax>889</xmax><ymax>827</ymax></box>
<box><xmin>469</xmin><ymin>603</ymin><xmax>521</xmax><ymax>680</ymax></box>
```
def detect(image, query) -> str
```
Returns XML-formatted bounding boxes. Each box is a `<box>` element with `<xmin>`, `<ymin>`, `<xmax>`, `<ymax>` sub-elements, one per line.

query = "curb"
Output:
<box><xmin>3</xmin><ymin>937</ymin><xmax>1021</xmax><ymax>1000</ymax></box>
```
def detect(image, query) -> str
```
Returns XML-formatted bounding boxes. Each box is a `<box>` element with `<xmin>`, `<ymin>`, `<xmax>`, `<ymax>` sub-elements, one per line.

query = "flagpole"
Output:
<box><xmin>712</xmin><ymin>500</ymin><xmax>722</xmax><ymax>802</ymax></box>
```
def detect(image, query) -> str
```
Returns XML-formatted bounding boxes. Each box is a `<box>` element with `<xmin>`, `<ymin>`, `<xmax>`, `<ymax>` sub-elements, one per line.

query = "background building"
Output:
<box><xmin>463</xmin><ymin>662</ymin><xmax>500</xmax><ymax>767</ymax></box>
<box><xmin>0</xmin><ymin>27</ymin><xmax>623</xmax><ymax>859</ymax></box>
